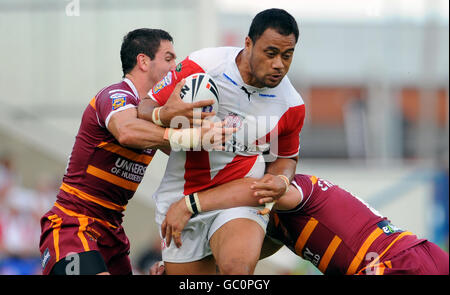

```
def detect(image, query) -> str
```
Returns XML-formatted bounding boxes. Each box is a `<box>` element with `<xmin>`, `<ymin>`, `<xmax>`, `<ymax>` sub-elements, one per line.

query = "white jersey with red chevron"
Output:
<box><xmin>149</xmin><ymin>47</ymin><xmax>305</xmax><ymax>224</ymax></box>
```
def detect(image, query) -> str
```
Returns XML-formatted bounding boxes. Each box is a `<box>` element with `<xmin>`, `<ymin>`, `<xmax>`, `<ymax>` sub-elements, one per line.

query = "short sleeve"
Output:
<box><xmin>276</xmin><ymin>104</ymin><xmax>305</xmax><ymax>158</ymax></box>
<box><xmin>95</xmin><ymin>91</ymin><xmax>138</xmax><ymax>128</ymax></box>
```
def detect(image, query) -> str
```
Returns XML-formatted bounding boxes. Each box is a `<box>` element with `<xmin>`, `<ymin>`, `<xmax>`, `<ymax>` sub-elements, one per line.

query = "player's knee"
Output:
<box><xmin>218</xmin><ymin>258</ymin><xmax>255</xmax><ymax>275</ymax></box>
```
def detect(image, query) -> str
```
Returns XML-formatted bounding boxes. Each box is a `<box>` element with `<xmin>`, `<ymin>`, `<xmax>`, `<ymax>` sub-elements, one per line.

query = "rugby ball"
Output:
<box><xmin>180</xmin><ymin>73</ymin><xmax>219</xmax><ymax>113</ymax></box>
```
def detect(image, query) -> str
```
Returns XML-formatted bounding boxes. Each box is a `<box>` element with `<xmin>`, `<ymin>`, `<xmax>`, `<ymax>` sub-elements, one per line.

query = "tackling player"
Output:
<box><xmin>160</xmin><ymin>174</ymin><xmax>449</xmax><ymax>275</ymax></box>
<box><xmin>39</xmin><ymin>28</ymin><xmax>229</xmax><ymax>275</ymax></box>
<box><xmin>138</xmin><ymin>9</ymin><xmax>305</xmax><ymax>275</ymax></box>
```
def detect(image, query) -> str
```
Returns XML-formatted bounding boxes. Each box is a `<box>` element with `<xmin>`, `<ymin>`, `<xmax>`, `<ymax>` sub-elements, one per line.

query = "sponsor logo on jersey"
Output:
<box><xmin>302</xmin><ymin>247</ymin><xmax>321</xmax><ymax>266</ymax></box>
<box><xmin>241</xmin><ymin>86</ymin><xmax>255</xmax><ymax>101</ymax></box>
<box><xmin>41</xmin><ymin>248</ymin><xmax>51</xmax><ymax>270</ymax></box>
<box><xmin>259</xmin><ymin>93</ymin><xmax>276</xmax><ymax>98</ymax></box>
<box><xmin>152</xmin><ymin>72</ymin><xmax>173</xmax><ymax>94</ymax></box>
<box><xmin>110</xmin><ymin>93</ymin><xmax>127</xmax><ymax>110</ymax></box>
<box><xmin>175</xmin><ymin>63</ymin><xmax>182</xmax><ymax>72</ymax></box>
<box><xmin>377</xmin><ymin>220</ymin><xmax>403</xmax><ymax>235</ymax></box>
<box><xmin>110</xmin><ymin>158</ymin><xmax>147</xmax><ymax>182</ymax></box>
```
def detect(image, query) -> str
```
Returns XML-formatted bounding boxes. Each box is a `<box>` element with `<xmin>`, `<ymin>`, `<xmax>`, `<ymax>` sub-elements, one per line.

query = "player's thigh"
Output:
<box><xmin>160</xmin><ymin>212</ymin><xmax>218</xmax><ymax>274</ymax></box>
<box><xmin>209</xmin><ymin>217</ymin><xmax>266</xmax><ymax>273</ymax></box>
<box><xmin>165</xmin><ymin>255</ymin><xmax>216</xmax><ymax>275</ymax></box>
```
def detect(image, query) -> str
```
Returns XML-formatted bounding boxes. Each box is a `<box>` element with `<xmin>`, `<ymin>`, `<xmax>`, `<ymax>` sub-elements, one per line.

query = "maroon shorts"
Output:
<box><xmin>39</xmin><ymin>203</ymin><xmax>131</xmax><ymax>275</ymax></box>
<box><xmin>357</xmin><ymin>241</ymin><xmax>449</xmax><ymax>275</ymax></box>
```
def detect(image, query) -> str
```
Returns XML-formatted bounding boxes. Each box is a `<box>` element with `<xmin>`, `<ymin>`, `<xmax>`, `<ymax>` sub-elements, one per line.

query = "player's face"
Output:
<box><xmin>247</xmin><ymin>28</ymin><xmax>296</xmax><ymax>88</ymax></box>
<box><xmin>148</xmin><ymin>40</ymin><xmax>177</xmax><ymax>87</ymax></box>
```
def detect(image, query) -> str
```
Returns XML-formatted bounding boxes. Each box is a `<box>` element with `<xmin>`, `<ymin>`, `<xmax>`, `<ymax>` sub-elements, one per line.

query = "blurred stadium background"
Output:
<box><xmin>0</xmin><ymin>0</ymin><xmax>448</xmax><ymax>275</ymax></box>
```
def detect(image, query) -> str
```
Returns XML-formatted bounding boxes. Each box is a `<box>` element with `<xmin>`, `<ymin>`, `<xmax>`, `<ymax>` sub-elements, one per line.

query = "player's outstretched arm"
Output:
<box><xmin>107</xmin><ymin>107</ymin><xmax>170</xmax><ymax>150</ymax></box>
<box><xmin>109</xmin><ymin>104</ymin><xmax>234</xmax><ymax>151</ymax></box>
<box><xmin>161</xmin><ymin>177</ymin><xmax>259</xmax><ymax>248</ymax></box>
<box><xmin>161</xmin><ymin>177</ymin><xmax>302</xmax><ymax>248</ymax></box>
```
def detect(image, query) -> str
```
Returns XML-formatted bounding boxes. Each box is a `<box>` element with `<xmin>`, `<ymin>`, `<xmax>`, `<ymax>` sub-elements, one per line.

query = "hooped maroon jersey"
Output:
<box><xmin>56</xmin><ymin>78</ymin><xmax>156</xmax><ymax>225</ymax></box>
<box><xmin>268</xmin><ymin>174</ymin><xmax>426</xmax><ymax>275</ymax></box>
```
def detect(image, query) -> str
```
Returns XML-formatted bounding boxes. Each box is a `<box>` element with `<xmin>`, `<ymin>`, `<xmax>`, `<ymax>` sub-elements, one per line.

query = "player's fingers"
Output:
<box><xmin>191</xmin><ymin>99</ymin><xmax>215</xmax><ymax>109</ymax></box>
<box><xmin>150</xmin><ymin>261</ymin><xmax>165</xmax><ymax>275</ymax></box>
<box><xmin>251</xmin><ymin>182</ymin><xmax>274</xmax><ymax>191</ymax></box>
<box><xmin>165</xmin><ymin>225</ymin><xmax>172</xmax><ymax>247</ymax></box>
<box><xmin>261</xmin><ymin>174</ymin><xmax>274</xmax><ymax>183</ymax></box>
<box><xmin>171</xmin><ymin>227</ymin><xmax>181</xmax><ymax>248</ymax></box>
<box><xmin>258</xmin><ymin>197</ymin><xmax>275</xmax><ymax>204</ymax></box>
<box><xmin>173</xmin><ymin>231</ymin><xmax>182</xmax><ymax>248</ymax></box>
<box><xmin>158</xmin><ymin>264</ymin><xmax>165</xmax><ymax>275</ymax></box>
<box><xmin>171</xmin><ymin>79</ymin><xmax>186</xmax><ymax>98</ymax></box>
<box><xmin>161</xmin><ymin>220</ymin><xmax>167</xmax><ymax>238</ymax></box>
<box><xmin>253</xmin><ymin>189</ymin><xmax>277</xmax><ymax>198</ymax></box>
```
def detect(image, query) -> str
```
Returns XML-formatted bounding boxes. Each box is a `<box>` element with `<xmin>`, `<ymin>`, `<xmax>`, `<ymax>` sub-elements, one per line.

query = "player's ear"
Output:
<box><xmin>244</xmin><ymin>36</ymin><xmax>253</xmax><ymax>50</ymax></box>
<box><xmin>136</xmin><ymin>53</ymin><xmax>150</xmax><ymax>72</ymax></box>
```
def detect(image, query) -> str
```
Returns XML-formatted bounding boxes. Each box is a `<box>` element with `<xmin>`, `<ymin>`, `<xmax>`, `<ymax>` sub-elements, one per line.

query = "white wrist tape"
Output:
<box><xmin>185</xmin><ymin>195</ymin><xmax>194</xmax><ymax>214</ymax></box>
<box><xmin>277</xmin><ymin>174</ymin><xmax>290</xmax><ymax>194</ymax></box>
<box><xmin>165</xmin><ymin>128</ymin><xmax>201</xmax><ymax>150</ymax></box>
<box><xmin>152</xmin><ymin>107</ymin><xmax>164</xmax><ymax>126</ymax></box>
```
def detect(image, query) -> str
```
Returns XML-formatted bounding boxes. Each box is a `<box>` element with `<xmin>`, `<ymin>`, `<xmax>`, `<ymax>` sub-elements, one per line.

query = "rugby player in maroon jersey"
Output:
<box><xmin>39</xmin><ymin>28</ymin><xmax>230</xmax><ymax>275</ymax></box>
<box><xmin>159</xmin><ymin>174</ymin><xmax>449</xmax><ymax>275</ymax></box>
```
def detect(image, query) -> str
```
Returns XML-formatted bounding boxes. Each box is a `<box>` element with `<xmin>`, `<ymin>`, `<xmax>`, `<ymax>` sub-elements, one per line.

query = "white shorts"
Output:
<box><xmin>160</xmin><ymin>206</ymin><xmax>269</xmax><ymax>263</ymax></box>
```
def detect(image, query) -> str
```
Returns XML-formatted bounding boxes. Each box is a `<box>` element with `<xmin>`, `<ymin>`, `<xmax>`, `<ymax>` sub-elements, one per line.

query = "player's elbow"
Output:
<box><xmin>115</xmin><ymin>125</ymin><xmax>137</xmax><ymax>147</ymax></box>
<box><xmin>116</xmin><ymin>132</ymin><xmax>132</xmax><ymax>147</ymax></box>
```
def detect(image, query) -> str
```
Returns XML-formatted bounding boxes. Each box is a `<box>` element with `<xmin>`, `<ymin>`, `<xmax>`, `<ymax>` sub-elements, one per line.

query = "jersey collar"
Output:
<box><xmin>123</xmin><ymin>78</ymin><xmax>140</xmax><ymax>99</ymax></box>
<box><xmin>231</xmin><ymin>48</ymin><xmax>269</xmax><ymax>93</ymax></box>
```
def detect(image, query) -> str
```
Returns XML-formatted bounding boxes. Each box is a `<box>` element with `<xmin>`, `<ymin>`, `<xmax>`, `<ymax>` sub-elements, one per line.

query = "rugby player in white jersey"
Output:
<box><xmin>138</xmin><ymin>8</ymin><xmax>305</xmax><ymax>274</ymax></box>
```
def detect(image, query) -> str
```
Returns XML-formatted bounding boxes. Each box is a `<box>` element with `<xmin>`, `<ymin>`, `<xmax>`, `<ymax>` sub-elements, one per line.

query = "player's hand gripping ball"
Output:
<box><xmin>180</xmin><ymin>73</ymin><xmax>219</xmax><ymax>114</ymax></box>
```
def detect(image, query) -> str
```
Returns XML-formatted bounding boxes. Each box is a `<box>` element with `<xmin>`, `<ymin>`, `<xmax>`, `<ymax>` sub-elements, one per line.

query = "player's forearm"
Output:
<box><xmin>265</xmin><ymin>157</ymin><xmax>297</xmax><ymax>181</ymax></box>
<box><xmin>196</xmin><ymin>157</ymin><xmax>299</xmax><ymax>213</ymax></box>
<box><xmin>197</xmin><ymin>177</ymin><xmax>261</xmax><ymax>212</ymax></box>
<box><xmin>196</xmin><ymin>178</ymin><xmax>300</xmax><ymax>213</ymax></box>
<box><xmin>116</xmin><ymin>118</ymin><xmax>169</xmax><ymax>150</ymax></box>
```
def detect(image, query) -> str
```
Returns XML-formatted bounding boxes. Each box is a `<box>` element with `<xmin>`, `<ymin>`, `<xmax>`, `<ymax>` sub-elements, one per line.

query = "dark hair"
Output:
<box><xmin>120</xmin><ymin>28</ymin><xmax>173</xmax><ymax>76</ymax></box>
<box><xmin>248</xmin><ymin>8</ymin><xmax>299</xmax><ymax>44</ymax></box>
